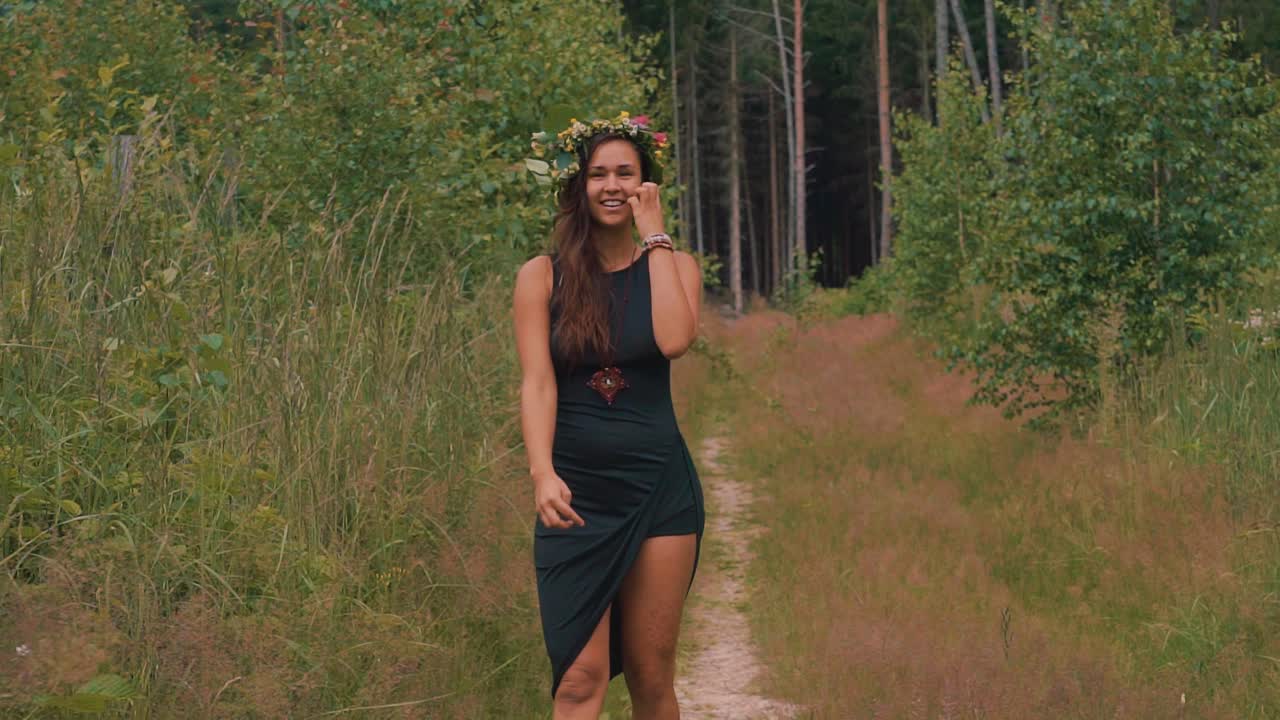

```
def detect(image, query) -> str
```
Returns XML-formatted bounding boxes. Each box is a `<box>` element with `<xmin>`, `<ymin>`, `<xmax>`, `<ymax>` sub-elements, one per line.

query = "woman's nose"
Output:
<box><xmin>603</xmin><ymin>173</ymin><xmax>621</xmax><ymax>191</ymax></box>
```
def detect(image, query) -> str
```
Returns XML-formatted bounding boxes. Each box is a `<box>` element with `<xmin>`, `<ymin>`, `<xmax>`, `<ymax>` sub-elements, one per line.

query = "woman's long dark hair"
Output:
<box><xmin>551</xmin><ymin>133</ymin><xmax>654</xmax><ymax>365</ymax></box>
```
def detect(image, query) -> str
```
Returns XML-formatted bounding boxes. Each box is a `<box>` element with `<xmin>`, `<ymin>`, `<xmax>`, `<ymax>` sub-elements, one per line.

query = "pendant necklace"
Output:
<box><xmin>586</xmin><ymin>247</ymin><xmax>639</xmax><ymax>406</ymax></box>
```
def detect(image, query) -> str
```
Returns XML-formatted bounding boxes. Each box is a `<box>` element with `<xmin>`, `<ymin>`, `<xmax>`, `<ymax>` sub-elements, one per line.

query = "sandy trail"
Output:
<box><xmin>674</xmin><ymin>434</ymin><xmax>800</xmax><ymax>720</ymax></box>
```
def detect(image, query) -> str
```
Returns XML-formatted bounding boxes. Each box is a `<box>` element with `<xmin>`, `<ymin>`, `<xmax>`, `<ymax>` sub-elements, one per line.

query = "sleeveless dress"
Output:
<box><xmin>535</xmin><ymin>252</ymin><xmax>705</xmax><ymax>698</ymax></box>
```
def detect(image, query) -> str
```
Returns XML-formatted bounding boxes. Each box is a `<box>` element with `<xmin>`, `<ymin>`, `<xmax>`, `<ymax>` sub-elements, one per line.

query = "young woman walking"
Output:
<box><xmin>513</xmin><ymin>113</ymin><xmax>704</xmax><ymax>719</ymax></box>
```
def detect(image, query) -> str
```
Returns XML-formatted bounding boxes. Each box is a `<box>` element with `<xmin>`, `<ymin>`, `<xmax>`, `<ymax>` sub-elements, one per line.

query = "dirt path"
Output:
<box><xmin>674</xmin><ymin>434</ymin><xmax>800</xmax><ymax>720</ymax></box>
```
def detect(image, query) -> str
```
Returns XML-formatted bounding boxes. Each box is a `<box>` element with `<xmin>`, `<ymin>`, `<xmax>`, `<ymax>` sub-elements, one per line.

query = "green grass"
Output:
<box><xmin>710</xmin><ymin>311</ymin><xmax>1280</xmax><ymax>718</ymax></box>
<box><xmin>1</xmin><ymin>137</ymin><xmax>548</xmax><ymax>717</ymax></box>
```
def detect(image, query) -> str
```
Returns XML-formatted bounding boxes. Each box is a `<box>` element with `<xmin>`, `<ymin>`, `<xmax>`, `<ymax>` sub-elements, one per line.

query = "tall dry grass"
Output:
<box><xmin>707</xmin><ymin>308</ymin><xmax>1280</xmax><ymax>719</ymax></box>
<box><xmin>0</xmin><ymin>138</ymin><xmax>549</xmax><ymax>716</ymax></box>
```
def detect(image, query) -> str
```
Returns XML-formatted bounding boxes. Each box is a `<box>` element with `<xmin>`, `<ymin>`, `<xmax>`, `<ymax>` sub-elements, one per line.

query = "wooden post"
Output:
<box><xmin>110</xmin><ymin>134</ymin><xmax>139</xmax><ymax>202</ymax></box>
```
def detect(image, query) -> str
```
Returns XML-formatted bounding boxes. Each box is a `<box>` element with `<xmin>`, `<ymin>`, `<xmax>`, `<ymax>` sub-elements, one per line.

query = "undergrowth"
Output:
<box><xmin>0</xmin><ymin>135</ymin><xmax>546</xmax><ymax>717</ymax></box>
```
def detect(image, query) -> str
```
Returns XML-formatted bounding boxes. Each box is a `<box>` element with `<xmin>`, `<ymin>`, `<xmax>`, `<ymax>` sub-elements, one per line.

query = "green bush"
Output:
<box><xmin>0</xmin><ymin>127</ymin><xmax>551</xmax><ymax>716</ymax></box>
<box><xmin>893</xmin><ymin>0</ymin><xmax>1280</xmax><ymax>423</ymax></box>
<box><xmin>0</xmin><ymin>0</ymin><xmax>666</xmax><ymax>712</ymax></box>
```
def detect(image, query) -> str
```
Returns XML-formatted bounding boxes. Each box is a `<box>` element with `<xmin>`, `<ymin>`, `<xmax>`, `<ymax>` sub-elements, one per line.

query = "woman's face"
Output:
<box><xmin>584</xmin><ymin>139</ymin><xmax>643</xmax><ymax>230</ymax></box>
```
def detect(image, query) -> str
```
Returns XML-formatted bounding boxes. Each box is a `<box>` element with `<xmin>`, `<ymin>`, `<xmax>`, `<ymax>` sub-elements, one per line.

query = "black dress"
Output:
<box><xmin>534</xmin><ymin>252</ymin><xmax>705</xmax><ymax>698</ymax></box>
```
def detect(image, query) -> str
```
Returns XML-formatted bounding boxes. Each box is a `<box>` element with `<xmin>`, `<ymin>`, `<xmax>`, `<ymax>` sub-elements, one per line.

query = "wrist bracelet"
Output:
<box><xmin>642</xmin><ymin>233</ymin><xmax>673</xmax><ymax>252</ymax></box>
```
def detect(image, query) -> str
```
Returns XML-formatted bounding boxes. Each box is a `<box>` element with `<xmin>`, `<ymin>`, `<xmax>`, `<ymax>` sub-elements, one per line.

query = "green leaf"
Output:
<box><xmin>524</xmin><ymin>158</ymin><xmax>549</xmax><ymax>174</ymax></box>
<box><xmin>59</xmin><ymin>499</ymin><xmax>82</xmax><ymax>515</ymax></box>
<box><xmin>199</xmin><ymin>334</ymin><xmax>224</xmax><ymax>352</ymax></box>
<box><xmin>39</xmin><ymin>693</ymin><xmax>109</xmax><ymax>713</ymax></box>
<box><xmin>543</xmin><ymin>104</ymin><xmax>578</xmax><ymax>133</ymax></box>
<box><xmin>78</xmin><ymin>673</ymin><xmax>136</xmax><ymax>699</ymax></box>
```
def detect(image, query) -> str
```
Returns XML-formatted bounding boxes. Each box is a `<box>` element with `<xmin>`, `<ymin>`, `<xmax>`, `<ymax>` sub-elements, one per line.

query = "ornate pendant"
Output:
<box><xmin>586</xmin><ymin>366</ymin><xmax>629</xmax><ymax>406</ymax></box>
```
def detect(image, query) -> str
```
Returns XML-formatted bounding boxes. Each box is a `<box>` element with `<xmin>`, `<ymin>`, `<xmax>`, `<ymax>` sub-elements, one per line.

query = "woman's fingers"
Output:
<box><xmin>552</xmin><ymin>497</ymin><xmax>585</xmax><ymax>527</ymax></box>
<box><xmin>539</xmin><ymin>508</ymin><xmax>558</xmax><ymax>529</ymax></box>
<box><xmin>537</xmin><ymin>501</ymin><xmax>584</xmax><ymax>528</ymax></box>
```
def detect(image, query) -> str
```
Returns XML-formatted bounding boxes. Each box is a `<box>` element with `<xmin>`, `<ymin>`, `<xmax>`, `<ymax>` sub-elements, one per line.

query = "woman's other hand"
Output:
<box><xmin>534</xmin><ymin>471</ymin><xmax>585</xmax><ymax>529</ymax></box>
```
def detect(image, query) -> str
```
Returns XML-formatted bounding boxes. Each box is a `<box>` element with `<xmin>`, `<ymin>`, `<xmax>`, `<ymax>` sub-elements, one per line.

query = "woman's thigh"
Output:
<box><xmin>617</xmin><ymin>534</ymin><xmax>697</xmax><ymax>679</ymax></box>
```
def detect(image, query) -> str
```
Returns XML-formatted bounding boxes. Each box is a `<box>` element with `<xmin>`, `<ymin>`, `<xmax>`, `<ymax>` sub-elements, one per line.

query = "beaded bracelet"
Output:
<box><xmin>642</xmin><ymin>233</ymin><xmax>674</xmax><ymax>253</ymax></box>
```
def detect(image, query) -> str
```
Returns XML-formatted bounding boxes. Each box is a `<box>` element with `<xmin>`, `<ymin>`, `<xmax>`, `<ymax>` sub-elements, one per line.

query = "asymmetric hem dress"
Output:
<box><xmin>534</xmin><ymin>252</ymin><xmax>705</xmax><ymax>699</ymax></box>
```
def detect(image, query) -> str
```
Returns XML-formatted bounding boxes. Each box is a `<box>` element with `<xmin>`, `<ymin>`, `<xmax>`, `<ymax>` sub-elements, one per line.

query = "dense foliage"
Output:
<box><xmin>0</xmin><ymin>0</ymin><xmax>660</xmax><ymax>715</ymax></box>
<box><xmin>1</xmin><ymin>0</ymin><xmax>658</xmax><ymax>273</ymax></box>
<box><xmin>892</xmin><ymin>0</ymin><xmax>1280</xmax><ymax>422</ymax></box>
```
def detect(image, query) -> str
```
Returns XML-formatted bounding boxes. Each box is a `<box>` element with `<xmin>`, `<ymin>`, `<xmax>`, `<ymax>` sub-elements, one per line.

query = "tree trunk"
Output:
<box><xmin>920</xmin><ymin>21</ymin><xmax>932</xmax><ymax>119</ymax></box>
<box><xmin>877</xmin><ymin>0</ymin><xmax>893</xmax><ymax>261</ymax></box>
<box><xmin>771</xmin><ymin>0</ymin><xmax>796</xmax><ymax>277</ymax></box>
<box><xmin>867</xmin><ymin>147</ymin><xmax>879</xmax><ymax>266</ymax></box>
<box><xmin>745</xmin><ymin>143</ymin><xmax>760</xmax><ymax>300</ymax></box>
<box><xmin>936</xmin><ymin>0</ymin><xmax>949</xmax><ymax>125</ymax></box>
<box><xmin>768</xmin><ymin>89</ymin><xmax>782</xmax><ymax>295</ymax></box>
<box><xmin>274</xmin><ymin>7</ymin><xmax>286</xmax><ymax>77</ymax></box>
<box><xmin>793</xmin><ymin>0</ymin><xmax>807</xmax><ymax>275</ymax></box>
<box><xmin>690</xmin><ymin>50</ymin><xmax>705</xmax><ymax>255</ymax></box>
<box><xmin>668</xmin><ymin>0</ymin><xmax>684</xmax><ymax>242</ymax></box>
<box><xmin>948</xmin><ymin>0</ymin><xmax>992</xmax><ymax>124</ymax></box>
<box><xmin>984</xmin><ymin>0</ymin><xmax>1003</xmax><ymax>133</ymax></box>
<box><xmin>1018</xmin><ymin>0</ymin><xmax>1030</xmax><ymax>71</ymax></box>
<box><xmin>936</xmin><ymin>0</ymin><xmax>949</xmax><ymax>80</ymax></box>
<box><xmin>729</xmin><ymin>25</ymin><xmax>743</xmax><ymax>314</ymax></box>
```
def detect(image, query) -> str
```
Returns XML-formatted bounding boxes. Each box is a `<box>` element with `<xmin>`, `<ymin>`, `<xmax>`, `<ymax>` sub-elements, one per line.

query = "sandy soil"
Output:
<box><xmin>674</xmin><ymin>434</ymin><xmax>801</xmax><ymax>720</ymax></box>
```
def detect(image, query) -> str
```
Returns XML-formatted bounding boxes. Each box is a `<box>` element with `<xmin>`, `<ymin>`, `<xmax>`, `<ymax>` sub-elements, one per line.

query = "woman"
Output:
<box><xmin>512</xmin><ymin>113</ymin><xmax>705</xmax><ymax>720</ymax></box>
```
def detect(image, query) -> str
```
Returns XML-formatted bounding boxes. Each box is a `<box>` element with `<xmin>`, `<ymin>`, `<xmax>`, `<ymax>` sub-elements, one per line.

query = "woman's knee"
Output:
<box><xmin>556</xmin><ymin>662</ymin><xmax>609</xmax><ymax>706</ymax></box>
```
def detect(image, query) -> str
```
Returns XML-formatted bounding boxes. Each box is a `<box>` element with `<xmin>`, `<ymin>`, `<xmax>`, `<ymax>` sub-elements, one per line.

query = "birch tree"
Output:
<box><xmin>984</xmin><ymin>0</ymin><xmax>1004</xmax><ymax>132</ymax></box>
<box><xmin>948</xmin><ymin>0</ymin><xmax>992</xmax><ymax>123</ymax></box>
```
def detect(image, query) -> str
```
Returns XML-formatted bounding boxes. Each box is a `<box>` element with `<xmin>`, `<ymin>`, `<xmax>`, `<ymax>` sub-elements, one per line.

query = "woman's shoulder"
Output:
<box><xmin>518</xmin><ymin>254</ymin><xmax>554</xmax><ymax>272</ymax></box>
<box><xmin>515</xmin><ymin>255</ymin><xmax>555</xmax><ymax>300</ymax></box>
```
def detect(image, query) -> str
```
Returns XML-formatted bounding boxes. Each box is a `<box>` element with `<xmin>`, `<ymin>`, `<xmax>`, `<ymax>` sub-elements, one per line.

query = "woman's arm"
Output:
<box><xmin>513</xmin><ymin>256</ymin><xmax>583</xmax><ymax>528</ymax></box>
<box><xmin>647</xmin><ymin>247</ymin><xmax>701</xmax><ymax>358</ymax></box>
<box><xmin>627</xmin><ymin>182</ymin><xmax>702</xmax><ymax>358</ymax></box>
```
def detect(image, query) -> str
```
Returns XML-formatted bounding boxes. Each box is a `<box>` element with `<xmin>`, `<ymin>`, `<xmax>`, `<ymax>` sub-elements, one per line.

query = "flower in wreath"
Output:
<box><xmin>525</xmin><ymin>110</ymin><xmax>668</xmax><ymax>190</ymax></box>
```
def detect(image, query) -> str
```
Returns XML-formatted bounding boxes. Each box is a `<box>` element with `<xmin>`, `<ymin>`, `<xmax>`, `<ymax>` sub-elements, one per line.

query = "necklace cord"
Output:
<box><xmin>602</xmin><ymin>246</ymin><xmax>639</xmax><ymax>369</ymax></box>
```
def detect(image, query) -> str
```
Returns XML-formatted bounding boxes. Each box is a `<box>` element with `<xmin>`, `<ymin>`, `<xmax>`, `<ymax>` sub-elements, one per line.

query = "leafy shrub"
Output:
<box><xmin>893</xmin><ymin>0</ymin><xmax>1280</xmax><ymax>423</ymax></box>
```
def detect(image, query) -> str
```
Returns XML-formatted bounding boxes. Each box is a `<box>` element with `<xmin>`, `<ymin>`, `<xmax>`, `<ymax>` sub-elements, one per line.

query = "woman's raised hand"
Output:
<box><xmin>534</xmin><ymin>471</ymin><xmax>585</xmax><ymax>529</ymax></box>
<box><xmin>626</xmin><ymin>182</ymin><xmax>666</xmax><ymax>240</ymax></box>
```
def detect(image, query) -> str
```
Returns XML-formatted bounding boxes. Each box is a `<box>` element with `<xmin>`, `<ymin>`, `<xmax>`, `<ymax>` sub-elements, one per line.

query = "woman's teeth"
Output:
<box><xmin>602</xmin><ymin>200</ymin><xmax>624</xmax><ymax>208</ymax></box>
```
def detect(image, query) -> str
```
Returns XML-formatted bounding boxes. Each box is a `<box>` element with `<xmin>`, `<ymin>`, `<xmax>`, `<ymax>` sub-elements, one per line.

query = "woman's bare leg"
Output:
<box><xmin>618</xmin><ymin>534</ymin><xmax>697</xmax><ymax>720</ymax></box>
<box><xmin>553</xmin><ymin>605</ymin><xmax>612</xmax><ymax>720</ymax></box>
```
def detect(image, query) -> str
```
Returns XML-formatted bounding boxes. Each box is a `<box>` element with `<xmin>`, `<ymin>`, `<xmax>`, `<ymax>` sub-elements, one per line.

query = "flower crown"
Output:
<box><xmin>526</xmin><ymin>111</ymin><xmax>669</xmax><ymax>189</ymax></box>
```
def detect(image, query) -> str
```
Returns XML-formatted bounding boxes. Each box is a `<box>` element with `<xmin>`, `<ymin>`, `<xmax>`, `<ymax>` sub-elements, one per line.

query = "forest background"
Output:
<box><xmin>3</xmin><ymin>0</ymin><xmax>1280</xmax><ymax>716</ymax></box>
